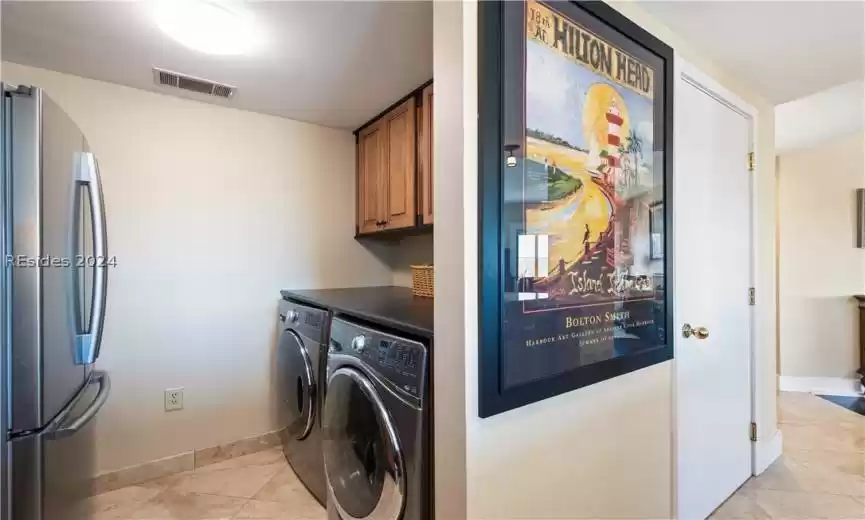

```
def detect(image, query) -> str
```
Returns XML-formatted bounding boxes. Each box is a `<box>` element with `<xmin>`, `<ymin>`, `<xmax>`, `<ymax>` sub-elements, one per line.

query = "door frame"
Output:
<box><xmin>672</xmin><ymin>55</ymin><xmax>761</xmax><ymax>519</ymax></box>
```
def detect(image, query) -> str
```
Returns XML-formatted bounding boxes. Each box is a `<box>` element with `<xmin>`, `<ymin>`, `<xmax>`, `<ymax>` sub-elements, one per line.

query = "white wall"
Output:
<box><xmin>778</xmin><ymin>132</ymin><xmax>865</xmax><ymax>381</ymax></box>
<box><xmin>433</xmin><ymin>0</ymin><xmax>778</xmax><ymax>518</ymax></box>
<box><xmin>3</xmin><ymin>62</ymin><xmax>395</xmax><ymax>475</ymax></box>
<box><xmin>776</xmin><ymin>79</ymin><xmax>865</xmax><ymax>153</ymax></box>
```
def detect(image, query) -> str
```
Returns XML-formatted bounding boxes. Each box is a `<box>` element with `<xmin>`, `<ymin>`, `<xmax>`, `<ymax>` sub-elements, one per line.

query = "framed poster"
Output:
<box><xmin>478</xmin><ymin>0</ymin><xmax>674</xmax><ymax>417</ymax></box>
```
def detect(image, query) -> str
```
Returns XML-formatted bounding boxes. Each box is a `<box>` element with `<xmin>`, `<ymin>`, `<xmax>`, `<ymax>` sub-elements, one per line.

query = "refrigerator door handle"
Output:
<box><xmin>46</xmin><ymin>371</ymin><xmax>110</xmax><ymax>440</ymax></box>
<box><xmin>73</xmin><ymin>151</ymin><xmax>108</xmax><ymax>365</ymax></box>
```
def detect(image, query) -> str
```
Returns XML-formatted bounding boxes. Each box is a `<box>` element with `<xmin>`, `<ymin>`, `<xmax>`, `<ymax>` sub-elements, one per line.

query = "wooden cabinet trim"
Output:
<box><xmin>416</xmin><ymin>103</ymin><xmax>423</xmax><ymax>219</ymax></box>
<box><xmin>856</xmin><ymin>295</ymin><xmax>865</xmax><ymax>389</ymax></box>
<box><xmin>420</xmin><ymin>84</ymin><xmax>434</xmax><ymax>225</ymax></box>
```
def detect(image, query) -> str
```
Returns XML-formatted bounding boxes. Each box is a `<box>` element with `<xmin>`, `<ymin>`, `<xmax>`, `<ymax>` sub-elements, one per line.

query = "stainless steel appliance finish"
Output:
<box><xmin>277</xmin><ymin>299</ymin><xmax>329</xmax><ymax>506</ymax></box>
<box><xmin>2</xmin><ymin>84</ymin><xmax>111</xmax><ymax>520</ymax></box>
<box><xmin>323</xmin><ymin>318</ymin><xmax>429</xmax><ymax>520</ymax></box>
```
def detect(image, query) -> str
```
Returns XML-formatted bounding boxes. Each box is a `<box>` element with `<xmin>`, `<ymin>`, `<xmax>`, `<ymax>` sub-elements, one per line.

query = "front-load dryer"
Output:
<box><xmin>276</xmin><ymin>298</ymin><xmax>330</xmax><ymax>506</ymax></box>
<box><xmin>323</xmin><ymin>317</ymin><xmax>430</xmax><ymax>520</ymax></box>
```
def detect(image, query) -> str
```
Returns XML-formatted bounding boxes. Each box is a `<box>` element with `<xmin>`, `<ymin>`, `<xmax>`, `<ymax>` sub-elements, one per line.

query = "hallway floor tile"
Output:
<box><xmin>712</xmin><ymin>392</ymin><xmax>865</xmax><ymax>520</ymax></box>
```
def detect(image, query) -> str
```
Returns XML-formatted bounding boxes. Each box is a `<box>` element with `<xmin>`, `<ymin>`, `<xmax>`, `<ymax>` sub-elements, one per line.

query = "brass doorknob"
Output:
<box><xmin>682</xmin><ymin>323</ymin><xmax>709</xmax><ymax>339</ymax></box>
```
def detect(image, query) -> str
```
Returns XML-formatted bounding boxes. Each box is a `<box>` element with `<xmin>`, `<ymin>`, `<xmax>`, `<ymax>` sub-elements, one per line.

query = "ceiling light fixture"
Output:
<box><xmin>154</xmin><ymin>0</ymin><xmax>261</xmax><ymax>56</ymax></box>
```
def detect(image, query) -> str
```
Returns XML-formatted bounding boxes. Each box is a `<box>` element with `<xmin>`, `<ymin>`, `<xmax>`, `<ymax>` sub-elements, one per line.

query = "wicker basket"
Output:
<box><xmin>411</xmin><ymin>265</ymin><xmax>434</xmax><ymax>298</ymax></box>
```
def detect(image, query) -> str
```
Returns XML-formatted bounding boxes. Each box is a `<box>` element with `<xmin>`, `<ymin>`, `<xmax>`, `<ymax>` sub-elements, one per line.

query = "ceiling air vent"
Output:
<box><xmin>152</xmin><ymin>67</ymin><xmax>236</xmax><ymax>99</ymax></box>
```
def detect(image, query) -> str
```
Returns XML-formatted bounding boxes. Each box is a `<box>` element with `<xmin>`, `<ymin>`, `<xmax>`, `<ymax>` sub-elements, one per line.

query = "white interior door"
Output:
<box><xmin>675</xmin><ymin>71</ymin><xmax>753</xmax><ymax>520</ymax></box>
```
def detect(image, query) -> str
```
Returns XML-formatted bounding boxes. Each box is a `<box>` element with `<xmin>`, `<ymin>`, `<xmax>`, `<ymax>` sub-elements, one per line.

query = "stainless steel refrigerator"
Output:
<box><xmin>1</xmin><ymin>84</ymin><xmax>111</xmax><ymax>520</ymax></box>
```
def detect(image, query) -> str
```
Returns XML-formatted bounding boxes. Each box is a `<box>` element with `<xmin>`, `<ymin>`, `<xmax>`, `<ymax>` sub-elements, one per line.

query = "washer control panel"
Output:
<box><xmin>278</xmin><ymin>299</ymin><xmax>328</xmax><ymax>341</ymax></box>
<box><xmin>329</xmin><ymin>318</ymin><xmax>427</xmax><ymax>400</ymax></box>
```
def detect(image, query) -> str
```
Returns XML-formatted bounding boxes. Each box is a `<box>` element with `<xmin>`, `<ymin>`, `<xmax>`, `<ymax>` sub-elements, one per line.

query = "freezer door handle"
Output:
<box><xmin>73</xmin><ymin>151</ymin><xmax>108</xmax><ymax>365</ymax></box>
<box><xmin>46</xmin><ymin>371</ymin><xmax>110</xmax><ymax>440</ymax></box>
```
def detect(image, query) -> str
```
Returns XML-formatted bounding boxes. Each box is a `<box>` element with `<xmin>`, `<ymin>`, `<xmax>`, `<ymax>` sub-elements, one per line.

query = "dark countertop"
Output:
<box><xmin>280</xmin><ymin>286</ymin><xmax>434</xmax><ymax>340</ymax></box>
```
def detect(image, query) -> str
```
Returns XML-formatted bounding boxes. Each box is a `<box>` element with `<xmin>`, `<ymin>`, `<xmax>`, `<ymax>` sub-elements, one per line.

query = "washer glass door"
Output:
<box><xmin>323</xmin><ymin>367</ymin><xmax>405</xmax><ymax>520</ymax></box>
<box><xmin>276</xmin><ymin>329</ymin><xmax>316</xmax><ymax>439</ymax></box>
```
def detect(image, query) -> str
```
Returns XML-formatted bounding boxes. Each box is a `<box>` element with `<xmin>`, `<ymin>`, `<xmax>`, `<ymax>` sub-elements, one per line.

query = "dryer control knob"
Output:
<box><xmin>351</xmin><ymin>335</ymin><xmax>367</xmax><ymax>353</ymax></box>
<box><xmin>286</xmin><ymin>310</ymin><xmax>299</xmax><ymax>324</ymax></box>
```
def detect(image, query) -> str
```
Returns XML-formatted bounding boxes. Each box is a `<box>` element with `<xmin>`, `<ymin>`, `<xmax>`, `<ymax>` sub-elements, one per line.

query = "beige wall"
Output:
<box><xmin>390</xmin><ymin>234</ymin><xmax>434</xmax><ymax>287</ymax></box>
<box><xmin>433</xmin><ymin>0</ymin><xmax>778</xmax><ymax>518</ymax></box>
<box><xmin>609</xmin><ymin>0</ymin><xmax>779</xmax><ymax>454</ymax></box>
<box><xmin>431</xmin><ymin>1</ymin><xmax>468</xmax><ymax>517</ymax></box>
<box><xmin>3</xmin><ymin>62</ymin><xmax>395</xmax><ymax>475</ymax></box>
<box><xmin>778</xmin><ymin>133</ymin><xmax>865</xmax><ymax>379</ymax></box>
<box><xmin>776</xmin><ymin>79</ymin><xmax>864</xmax><ymax>153</ymax></box>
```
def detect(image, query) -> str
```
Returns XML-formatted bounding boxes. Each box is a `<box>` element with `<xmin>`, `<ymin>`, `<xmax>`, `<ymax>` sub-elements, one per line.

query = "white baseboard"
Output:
<box><xmin>753</xmin><ymin>430</ymin><xmax>783</xmax><ymax>475</ymax></box>
<box><xmin>778</xmin><ymin>376</ymin><xmax>863</xmax><ymax>397</ymax></box>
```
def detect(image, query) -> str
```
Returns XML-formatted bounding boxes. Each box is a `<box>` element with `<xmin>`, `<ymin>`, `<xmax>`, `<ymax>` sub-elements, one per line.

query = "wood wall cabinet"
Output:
<box><xmin>355</xmin><ymin>81</ymin><xmax>433</xmax><ymax>237</ymax></box>
<box><xmin>357</xmin><ymin>122</ymin><xmax>385</xmax><ymax>234</ymax></box>
<box><xmin>356</xmin><ymin>97</ymin><xmax>417</xmax><ymax>234</ymax></box>
<box><xmin>382</xmin><ymin>97</ymin><xmax>416</xmax><ymax>230</ymax></box>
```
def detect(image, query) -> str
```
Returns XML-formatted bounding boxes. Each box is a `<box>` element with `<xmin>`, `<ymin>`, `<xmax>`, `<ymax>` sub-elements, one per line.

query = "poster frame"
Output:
<box><xmin>478</xmin><ymin>0</ymin><xmax>675</xmax><ymax>418</ymax></box>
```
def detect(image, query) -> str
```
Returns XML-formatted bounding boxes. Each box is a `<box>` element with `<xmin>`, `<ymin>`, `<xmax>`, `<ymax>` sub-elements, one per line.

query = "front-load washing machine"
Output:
<box><xmin>276</xmin><ymin>298</ymin><xmax>330</xmax><ymax>506</ymax></box>
<box><xmin>323</xmin><ymin>317</ymin><xmax>430</xmax><ymax>520</ymax></box>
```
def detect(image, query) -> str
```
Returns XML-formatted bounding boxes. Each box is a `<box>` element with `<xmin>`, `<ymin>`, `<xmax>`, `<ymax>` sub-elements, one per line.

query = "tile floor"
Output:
<box><xmin>711</xmin><ymin>392</ymin><xmax>865</xmax><ymax>519</ymax></box>
<box><xmin>86</xmin><ymin>391</ymin><xmax>863</xmax><ymax>520</ymax></box>
<box><xmin>82</xmin><ymin>447</ymin><xmax>325</xmax><ymax>520</ymax></box>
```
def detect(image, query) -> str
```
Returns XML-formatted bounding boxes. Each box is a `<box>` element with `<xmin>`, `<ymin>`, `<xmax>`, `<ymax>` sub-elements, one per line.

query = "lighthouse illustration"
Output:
<box><xmin>604</xmin><ymin>100</ymin><xmax>623</xmax><ymax>186</ymax></box>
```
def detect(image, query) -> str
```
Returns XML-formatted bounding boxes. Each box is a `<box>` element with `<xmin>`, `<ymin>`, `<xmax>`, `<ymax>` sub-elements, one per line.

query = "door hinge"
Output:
<box><xmin>750</xmin><ymin>422</ymin><xmax>757</xmax><ymax>442</ymax></box>
<box><xmin>747</xmin><ymin>152</ymin><xmax>755</xmax><ymax>171</ymax></box>
<box><xmin>748</xmin><ymin>287</ymin><xmax>756</xmax><ymax>306</ymax></box>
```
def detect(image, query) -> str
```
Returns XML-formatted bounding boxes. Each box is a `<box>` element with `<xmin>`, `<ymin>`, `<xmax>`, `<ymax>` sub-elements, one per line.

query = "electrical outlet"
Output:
<box><xmin>164</xmin><ymin>387</ymin><xmax>184</xmax><ymax>411</ymax></box>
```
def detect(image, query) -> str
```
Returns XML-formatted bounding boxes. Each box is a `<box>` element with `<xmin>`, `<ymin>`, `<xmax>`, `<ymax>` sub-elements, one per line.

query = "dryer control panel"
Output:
<box><xmin>329</xmin><ymin>318</ymin><xmax>428</xmax><ymax>400</ymax></box>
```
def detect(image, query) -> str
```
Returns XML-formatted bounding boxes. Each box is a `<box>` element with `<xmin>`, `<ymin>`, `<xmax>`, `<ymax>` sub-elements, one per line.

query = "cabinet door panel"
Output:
<box><xmin>421</xmin><ymin>85</ymin><xmax>434</xmax><ymax>225</ymax></box>
<box><xmin>357</xmin><ymin>123</ymin><xmax>384</xmax><ymax>234</ymax></box>
<box><xmin>383</xmin><ymin>98</ymin><xmax>416</xmax><ymax>230</ymax></box>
